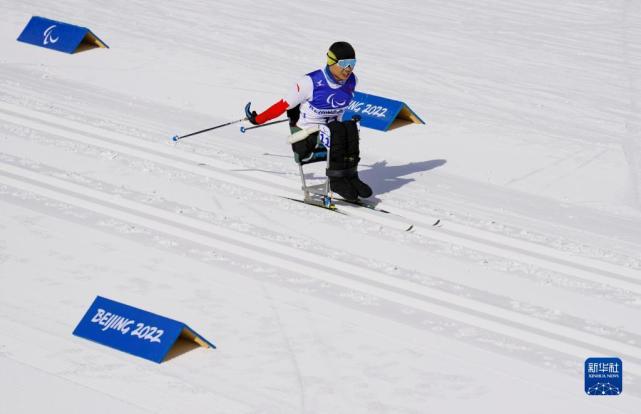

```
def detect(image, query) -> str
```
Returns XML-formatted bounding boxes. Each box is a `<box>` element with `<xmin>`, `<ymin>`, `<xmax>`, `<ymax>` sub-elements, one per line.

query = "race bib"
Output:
<box><xmin>319</xmin><ymin>124</ymin><xmax>331</xmax><ymax>148</ymax></box>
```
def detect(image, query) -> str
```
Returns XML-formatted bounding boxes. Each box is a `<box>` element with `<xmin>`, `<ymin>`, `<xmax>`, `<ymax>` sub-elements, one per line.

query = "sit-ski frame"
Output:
<box><xmin>288</xmin><ymin>125</ymin><xmax>336</xmax><ymax>209</ymax></box>
<box><xmin>298</xmin><ymin>164</ymin><xmax>334</xmax><ymax>208</ymax></box>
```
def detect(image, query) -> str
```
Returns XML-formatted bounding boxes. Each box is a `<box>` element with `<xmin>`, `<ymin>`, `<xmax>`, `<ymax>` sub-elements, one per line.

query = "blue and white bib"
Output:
<box><xmin>299</xmin><ymin>68</ymin><xmax>356</xmax><ymax>127</ymax></box>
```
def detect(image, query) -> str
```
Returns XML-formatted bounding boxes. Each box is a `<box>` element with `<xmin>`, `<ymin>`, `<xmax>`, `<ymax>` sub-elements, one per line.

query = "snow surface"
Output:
<box><xmin>1</xmin><ymin>0</ymin><xmax>641</xmax><ymax>412</ymax></box>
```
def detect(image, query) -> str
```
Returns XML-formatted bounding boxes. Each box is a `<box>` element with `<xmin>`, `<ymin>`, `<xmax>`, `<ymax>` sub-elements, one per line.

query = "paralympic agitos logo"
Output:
<box><xmin>326</xmin><ymin>93</ymin><xmax>347</xmax><ymax>108</ymax></box>
<box><xmin>43</xmin><ymin>25</ymin><xmax>59</xmax><ymax>45</ymax></box>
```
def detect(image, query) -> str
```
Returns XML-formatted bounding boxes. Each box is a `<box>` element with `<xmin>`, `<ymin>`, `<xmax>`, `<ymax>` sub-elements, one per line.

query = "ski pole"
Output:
<box><xmin>171</xmin><ymin>117</ymin><xmax>247</xmax><ymax>142</ymax></box>
<box><xmin>240</xmin><ymin>118</ymin><xmax>288</xmax><ymax>133</ymax></box>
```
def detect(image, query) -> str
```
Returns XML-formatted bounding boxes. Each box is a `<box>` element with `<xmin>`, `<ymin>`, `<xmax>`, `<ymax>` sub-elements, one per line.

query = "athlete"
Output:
<box><xmin>244</xmin><ymin>41</ymin><xmax>372</xmax><ymax>201</ymax></box>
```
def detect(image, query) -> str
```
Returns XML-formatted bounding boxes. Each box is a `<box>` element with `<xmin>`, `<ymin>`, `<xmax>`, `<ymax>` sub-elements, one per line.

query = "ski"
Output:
<box><xmin>333</xmin><ymin>198</ymin><xmax>392</xmax><ymax>214</ymax></box>
<box><xmin>335</xmin><ymin>199</ymin><xmax>415</xmax><ymax>231</ymax></box>
<box><xmin>354</xmin><ymin>199</ymin><xmax>440</xmax><ymax>227</ymax></box>
<box><xmin>283</xmin><ymin>196</ymin><xmax>429</xmax><ymax>232</ymax></box>
<box><xmin>334</xmin><ymin>198</ymin><xmax>442</xmax><ymax>229</ymax></box>
<box><xmin>281</xmin><ymin>196</ymin><xmax>347</xmax><ymax>215</ymax></box>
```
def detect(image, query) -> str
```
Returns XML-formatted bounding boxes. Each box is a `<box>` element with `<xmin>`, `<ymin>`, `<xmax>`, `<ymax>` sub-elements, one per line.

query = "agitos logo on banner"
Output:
<box><xmin>43</xmin><ymin>25</ymin><xmax>59</xmax><ymax>45</ymax></box>
<box><xmin>73</xmin><ymin>296</ymin><xmax>215</xmax><ymax>363</ymax></box>
<box><xmin>17</xmin><ymin>16</ymin><xmax>108</xmax><ymax>54</ymax></box>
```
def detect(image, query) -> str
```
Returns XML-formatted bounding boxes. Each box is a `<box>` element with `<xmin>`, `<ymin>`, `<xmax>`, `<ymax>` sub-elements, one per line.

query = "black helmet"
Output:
<box><xmin>327</xmin><ymin>41</ymin><xmax>355</xmax><ymax>65</ymax></box>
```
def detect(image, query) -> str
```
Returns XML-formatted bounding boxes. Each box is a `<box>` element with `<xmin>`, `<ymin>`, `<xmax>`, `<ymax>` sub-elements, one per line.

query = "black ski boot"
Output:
<box><xmin>348</xmin><ymin>173</ymin><xmax>372</xmax><ymax>198</ymax></box>
<box><xmin>329</xmin><ymin>176</ymin><xmax>358</xmax><ymax>201</ymax></box>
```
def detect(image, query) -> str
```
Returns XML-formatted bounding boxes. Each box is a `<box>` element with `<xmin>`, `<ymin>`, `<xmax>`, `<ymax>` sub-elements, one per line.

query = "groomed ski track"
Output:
<box><xmin>1</xmin><ymin>101</ymin><xmax>639</xmax><ymax>295</ymax></box>
<box><xmin>2</xmin><ymin>99</ymin><xmax>641</xmax><ymax>380</ymax></box>
<box><xmin>3</xmin><ymin>160</ymin><xmax>641</xmax><ymax>376</ymax></box>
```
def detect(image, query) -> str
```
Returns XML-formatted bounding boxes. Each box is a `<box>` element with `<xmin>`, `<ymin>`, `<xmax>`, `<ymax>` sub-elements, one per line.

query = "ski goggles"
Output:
<box><xmin>327</xmin><ymin>53</ymin><xmax>356</xmax><ymax>69</ymax></box>
<box><xmin>336</xmin><ymin>58</ymin><xmax>356</xmax><ymax>69</ymax></box>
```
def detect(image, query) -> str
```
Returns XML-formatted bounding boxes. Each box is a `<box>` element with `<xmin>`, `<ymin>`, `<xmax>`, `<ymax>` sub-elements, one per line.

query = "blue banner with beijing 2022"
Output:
<box><xmin>342</xmin><ymin>91</ymin><xmax>425</xmax><ymax>131</ymax></box>
<box><xmin>585</xmin><ymin>357</ymin><xmax>622</xmax><ymax>395</ymax></box>
<box><xmin>73</xmin><ymin>296</ymin><xmax>215</xmax><ymax>363</ymax></box>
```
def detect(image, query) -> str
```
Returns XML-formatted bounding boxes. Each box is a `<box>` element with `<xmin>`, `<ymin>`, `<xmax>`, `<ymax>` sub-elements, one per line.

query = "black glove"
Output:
<box><xmin>244</xmin><ymin>102</ymin><xmax>259</xmax><ymax>125</ymax></box>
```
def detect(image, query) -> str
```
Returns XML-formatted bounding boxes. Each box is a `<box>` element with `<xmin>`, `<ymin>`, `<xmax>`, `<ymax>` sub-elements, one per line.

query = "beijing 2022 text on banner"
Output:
<box><xmin>342</xmin><ymin>91</ymin><xmax>424</xmax><ymax>131</ymax></box>
<box><xmin>73</xmin><ymin>296</ymin><xmax>215</xmax><ymax>363</ymax></box>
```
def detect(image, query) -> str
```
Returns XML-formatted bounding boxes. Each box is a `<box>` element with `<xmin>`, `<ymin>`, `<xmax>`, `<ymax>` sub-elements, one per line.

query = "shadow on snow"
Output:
<box><xmin>360</xmin><ymin>159</ymin><xmax>447</xmax><ymax>196</ymax></box>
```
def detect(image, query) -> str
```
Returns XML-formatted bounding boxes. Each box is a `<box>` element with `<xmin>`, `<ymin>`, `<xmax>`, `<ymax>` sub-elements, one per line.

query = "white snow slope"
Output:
<box><xmin>1</xmin><ymin>0</ymin><xmax>641</xmax><ymax>413</ymax></box>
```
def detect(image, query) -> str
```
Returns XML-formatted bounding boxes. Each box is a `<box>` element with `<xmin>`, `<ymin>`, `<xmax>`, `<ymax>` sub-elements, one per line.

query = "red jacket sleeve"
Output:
<box><xmin>255</xmin><ymin>99</ymin><xmax>289</xmax><ymax>124</ymax></box>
